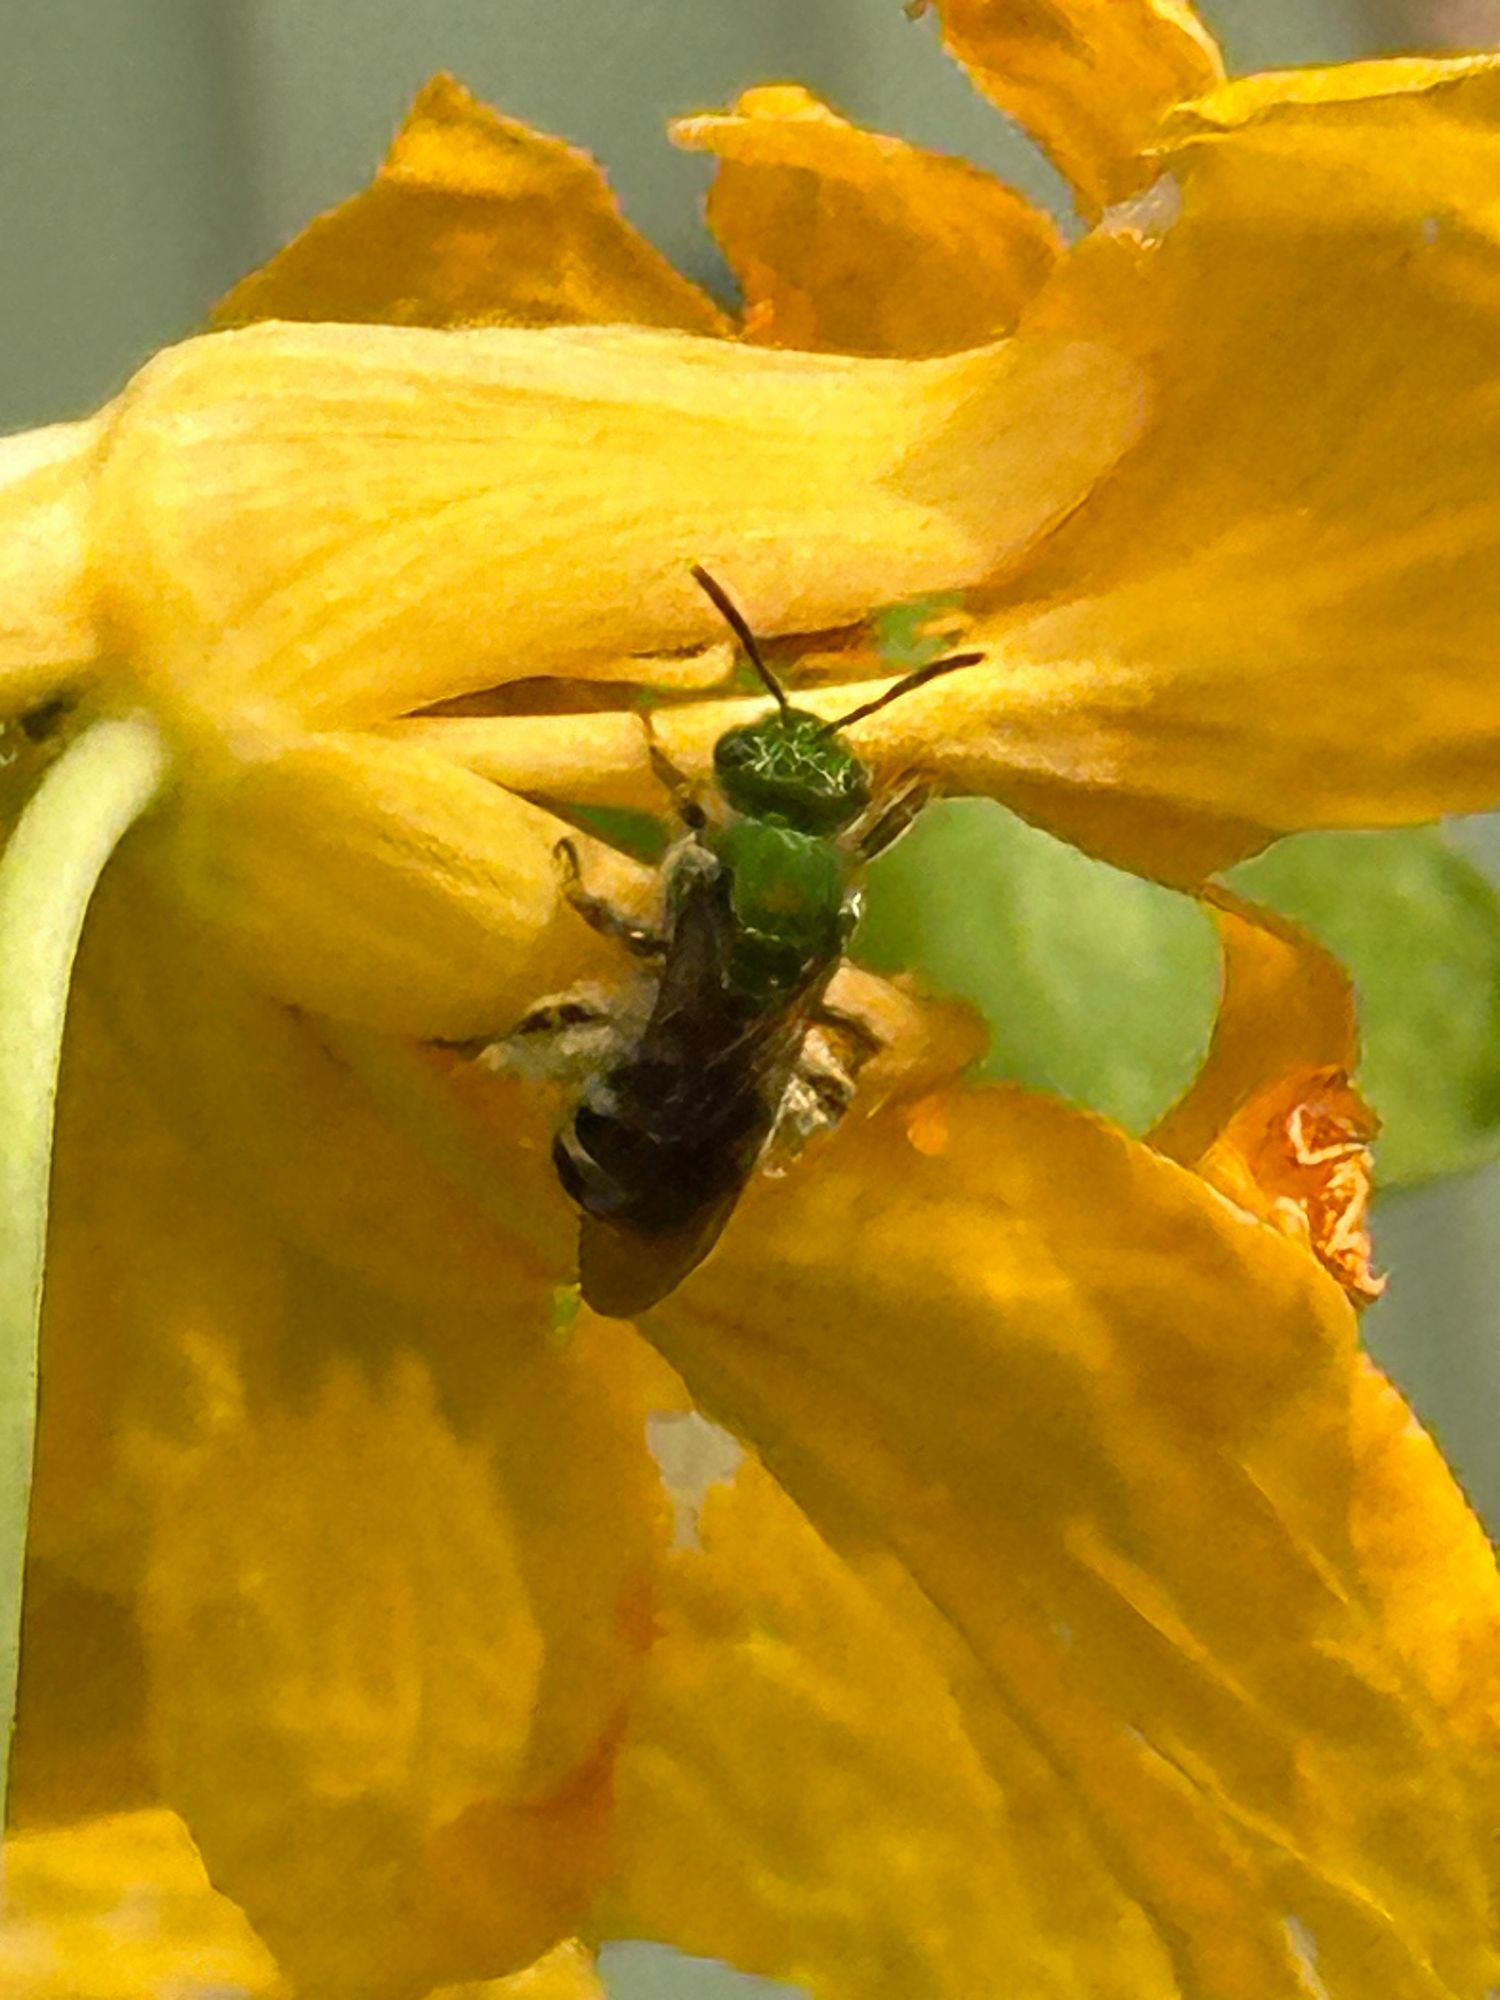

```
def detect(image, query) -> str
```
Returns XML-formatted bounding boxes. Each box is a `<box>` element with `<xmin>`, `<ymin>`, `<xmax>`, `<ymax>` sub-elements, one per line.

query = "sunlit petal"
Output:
<box><xmin>0</xmin><ymin>419</ymin><xmax>105</xmax><ymax>721</ymax></box>
<box><xmin>638</xmin><ymin>1090</ymin><xmax>1500</xmax><ymax>1997</ymax></box>
<box><xmin>601</xmin><ymin>1452</ymin><xmax>1167</xmax><ymax>1996</ymax></box>
<box><xmin>672</xmin><ymin>84</ymin><xmax>1060</xmax><ymax>353</ymax></box>
<box><xmin>93</xmin><ymin>320</ymin><xmax>1143</xmax><ymax>728</ymax></box>
<box><xmin>920</xmin><ymin>58</ymin><xmax>1500</xmax><ymax>879</ymax></box>
<box><xmin>0</xmin><ymin>1811</ymin><xmax>283</xmax><ymax>2000</ymax></box>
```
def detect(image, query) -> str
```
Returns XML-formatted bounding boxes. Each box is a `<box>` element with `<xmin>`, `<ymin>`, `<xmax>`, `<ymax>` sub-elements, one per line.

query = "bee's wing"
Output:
<box><xmin>577</xmin><ymin>1189</ymin><xmax>745</xmax><ymax>1319</ymax></box>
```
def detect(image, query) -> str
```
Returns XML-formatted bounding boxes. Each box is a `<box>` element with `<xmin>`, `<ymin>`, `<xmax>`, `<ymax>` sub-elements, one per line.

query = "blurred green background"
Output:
<box><xmin>4</xmin><ymin>3</ymin><xmax>1497</xmax><ymax>1994</ymax></box>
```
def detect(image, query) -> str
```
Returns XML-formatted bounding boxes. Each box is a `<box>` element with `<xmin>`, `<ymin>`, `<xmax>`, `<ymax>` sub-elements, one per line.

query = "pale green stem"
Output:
<box><xmin>0</xmin><ymin>715</ymin><xmax>168</xmax><ymax>1835</ymax></box>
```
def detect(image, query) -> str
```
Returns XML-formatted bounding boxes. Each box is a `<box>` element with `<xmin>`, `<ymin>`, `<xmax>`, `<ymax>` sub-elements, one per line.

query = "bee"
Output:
<box><xmin>513</xmin><ymin>567</ymin><xmax>981</xmax><ymax>1317</ymax></box>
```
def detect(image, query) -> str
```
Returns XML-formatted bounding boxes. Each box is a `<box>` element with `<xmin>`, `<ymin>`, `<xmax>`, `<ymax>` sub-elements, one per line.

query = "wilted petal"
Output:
<box><xmin>1152</xmin><ymin>891</ymin><xmax>1382</xmax><ymax>1303</ymax></box>
<box><xmin>638</xmin><ymin>1091</ymin><xmax>1500</xmax><ymax>1998</ymax></box>
<box><xmin>927</xmin><ymin>0</ymin><xmax>1224</xmax><ymax>217</ymax></box>
<box><xmin>0</xmin><ymin>420</ymin><xmax>105</xmax><ymax>719</ymax></box>
<box><xmin>601</xmin><ymin>1451</ymin><xmax>1168</xmax><ymax>1996</ymax></box>
<box><xmin>672</xmin><ymin>84</ymin><xmax>1060</xmax><ymax>354</ymax></box>
<box><xmin>92</xmin><ymin>319</ymin><xmax>1144</xmax><ymax>728</ymax></box>
<box><xmin>0</xmin><ymin>1810</ymin><xmax>283</xmax><ymax>1999</ymax></box>
<box><xmin>216</xmin><ymin>73</ymin><xmax>727</xmax><ymax>337</ymax></box>
<box><xmin>1150</xmin><ymin>891</ymin><xmax>1356</xmax><ymax>1172</ymax></box>
<box><xmin>926</xmin><ymin>58</ymin><xmax>1500</xmax><ymax>880</ymax></box>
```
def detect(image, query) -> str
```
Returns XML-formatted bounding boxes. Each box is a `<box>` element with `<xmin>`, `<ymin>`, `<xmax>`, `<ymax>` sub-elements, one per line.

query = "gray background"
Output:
<box><xmin>1</xmin><ymin>4</ymin><xmax>1492</xmax><ymax>1993</ymax></box>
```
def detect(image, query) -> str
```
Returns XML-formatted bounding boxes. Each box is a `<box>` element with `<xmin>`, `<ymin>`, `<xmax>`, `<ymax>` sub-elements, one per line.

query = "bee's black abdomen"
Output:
<box><xmin>558</xmin><ymin>1088</ymin><xmax>765</xmax><ymax>1238</ymax></box>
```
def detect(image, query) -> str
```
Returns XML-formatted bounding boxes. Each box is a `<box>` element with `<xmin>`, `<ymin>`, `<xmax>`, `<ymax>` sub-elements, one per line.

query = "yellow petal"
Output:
<box><xmin>638</xmin><ymin>1089</ymin><xmax>1500</xmax><ymax>1998</ymax></box>
<box><xmin>0</xmin><ymin>418</ymin><xmax>105</xmax><ymax>720</ymax></box>
<box><xmin>10</xmin><ymin>1565</ymin><xmax>152</xmax><ymax>1830</ymax></box>
<box><xmin>75</xmin><ymin>875</ymin><xmax>575</xmax><ymax>1309</ymax></box>
<box><xmin>29</xmin><ymin>900</ymin><xmax>656</xmax><ymax>1991</ymax></box>
<box><xmin>671</xmin><ymin>84</ymin><xmax>1060</xmax><ymax>354</ymax></box>
<box><xmin>216</xmin><ymin>73</ymin><xmax>727</xmax><ymax>337</ymax></box>
<box><xmin>137</xmin><ymin>1292</ymin><xmax>662</xmax><ymax>1996</ymax></box>
<box><xmin>93</xmin><ymin>319</ymin><xmax>1144</xmax><ymax>729</ymax></box>
<box><xmin>927</xmin><ymin>0</ymin><xmax>1224</xmax><ymax>217</ymax></box>
<box><xmin>602</xmin><ymin>1450</ymin><xmax>1166</xmax><ymax>1996</ymax></box>
<box><xmin>144</xmin><ymin>722</ymin><xmax>652</xmax><ymax>1036</ymax></box>
<box><xmin>934</xmin><ymin>58</ymin><xmax>1500</xmax><ymax>879</ymax></box>
<box><xmin>0</xmin><ymin>1810</ymin><xmax>284</xmax><ymax>2000</ymax></box>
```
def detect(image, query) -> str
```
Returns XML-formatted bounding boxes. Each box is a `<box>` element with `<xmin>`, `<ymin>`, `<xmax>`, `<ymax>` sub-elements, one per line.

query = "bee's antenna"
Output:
<box><xmin>690</xmin><ymin>564</ymin><xmax>790</xmax><ymax>712</ymax></box>
<box><xmin>818</xmin><ymin>652</ymin><xmax>984</xmax><ymax>736</ymax></box>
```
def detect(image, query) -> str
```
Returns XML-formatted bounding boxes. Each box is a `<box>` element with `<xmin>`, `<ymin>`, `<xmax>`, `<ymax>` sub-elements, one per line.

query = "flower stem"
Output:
<box><xmin>0</xmin><ymin>716</ymin><xmax>168</xmax><ymax>1833</ymax></box>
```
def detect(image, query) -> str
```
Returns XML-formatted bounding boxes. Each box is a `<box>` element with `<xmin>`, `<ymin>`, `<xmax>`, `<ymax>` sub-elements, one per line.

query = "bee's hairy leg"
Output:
<box><xmin>510</xmin><ymin>993</ymin><xmax>615</xmax><ymax>1039</ymax></box>
<box><xmin>774</xmin><ymin>1026</ymin><xmax>863</xmax><ymax>1150</ymax></box>
<box><xmin>481</xmin><ymin>981</ymin><xmax>636</xmax><ymax>1085</ymax></box>
<box><xmin>639</xmin><ymin>714</ymin><xmax>708</xmax><ymax>832</ymax></box>
<box><xmin>808</xmin><ymin>999</ymin><xmax>885</xmax><ymax>1068</ymax></box>
<box><xmin>847</xmin><ymin>772</ymin><xmax>934</xmax><ymax>863</ymax></box>
<box><xmin>555</xmin><ymin>837</ymin><xmax>668</xmax><ymax>958</ymax></box>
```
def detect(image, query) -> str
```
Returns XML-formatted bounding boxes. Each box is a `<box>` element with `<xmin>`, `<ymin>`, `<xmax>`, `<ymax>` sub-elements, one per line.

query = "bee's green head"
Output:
<box><xmin>713</xmin><ymin>709</ymin><xmax>871</xmax><ymax>834</ymax></box>
<box><xmin>688</xmin><ymin>562</ymin><xmax>983</xmax><ymax>840</ymax></box>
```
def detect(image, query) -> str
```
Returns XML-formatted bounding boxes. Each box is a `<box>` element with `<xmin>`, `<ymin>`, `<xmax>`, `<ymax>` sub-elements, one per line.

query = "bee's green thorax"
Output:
<box><xmin>712</xmin><ymin>708</ymin><xmax>871</xmax><ymax>836</ymax></box>
<box><xmin>707</xmin><ymin>817</ymin><xmax>853</xmax><ymax>1006</ymax></box>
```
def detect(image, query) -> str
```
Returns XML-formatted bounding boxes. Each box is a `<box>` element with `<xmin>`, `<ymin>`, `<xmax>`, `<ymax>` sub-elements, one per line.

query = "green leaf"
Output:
<box><xmin>854</xmin><ymin>799</ymin><xmax>1219</xmax><ymax>1135</ymax></box>
<box><xmin>1231</xmin><ymin>829</ymin><xmax>1500</xmax><ymax>1188</ymax></box>
<box><xmin>0</xmin><ymin>715</ymin><xmax>168</xmax><ymax>1829</ymax></box>
<box><xmin>856</xmin><ymin>803</ymin><xmax>1500</xmax><ymax>1195</ymax></box>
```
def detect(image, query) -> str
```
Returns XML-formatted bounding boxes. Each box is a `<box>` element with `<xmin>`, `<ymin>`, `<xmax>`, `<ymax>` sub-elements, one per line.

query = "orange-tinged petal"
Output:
<box><xmin>602</xmin><ymin>1452</ymin><xmax>1168</xmax><ymax>1997</ymax></box>
<box><xmin>216</xmin><ymin>74</ymin><xmax>728</xmax><ymax>338</ymax></box>
<box><xmin>136</xmin><ymin>1292</ymin><xmax>663</xmax><ymax>1996</ymax></box>
<box><xmin>932</xmin><ymin>58</ymin><xmax>1500</xmax><ymax>879</ymax></box>
<box><xmin>92</xmin><ymin>320</ymin><xmax>1144</xmax><ymax>729</ymax></box>
<box><xmin>672</xmin><ymin>84</ymin><xmax>1060</xmax><ymax>354</ymax></box>
<box><xmin>0</xmin><ymin>1810</ymin><xmax>284</xmax><ymax>1999</ymax></box>
<box><xmin>0</xmin><ymin>419</ymin><xmax>105</xmax><ymax>720</ymax></box>
<box><xmin>637</xmin><ymin>1088</ymin><xmax>1500</xmax><ymax>1998</ymax></box>
<box><xmin>927</xmin><ymin>0</ymin><xmax>1224</xmax><ymax>217</ymax></box>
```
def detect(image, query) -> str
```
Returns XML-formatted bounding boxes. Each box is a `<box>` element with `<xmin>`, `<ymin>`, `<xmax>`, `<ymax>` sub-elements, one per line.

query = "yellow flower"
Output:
<box><xmin>3</xmin><ymin>3</ymin><xmax>1500</xmax><ymax>1995</ymax></box>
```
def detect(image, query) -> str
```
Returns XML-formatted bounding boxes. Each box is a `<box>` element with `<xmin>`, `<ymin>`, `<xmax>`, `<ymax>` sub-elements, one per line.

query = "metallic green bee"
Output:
<box><xmin>516</xmin><ymin>567</ymin><xmax>981</xmax><ymax>1317</ymax></box>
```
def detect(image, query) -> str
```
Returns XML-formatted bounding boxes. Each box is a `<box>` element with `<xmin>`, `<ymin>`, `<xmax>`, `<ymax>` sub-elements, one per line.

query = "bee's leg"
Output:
<box><xmin>807</xmin><ymin>1000</ymin><xmax>884</xmax><ymax>1066</ymax></box>
<box><xmin>846</xmin><ymin>773</ymin><xmax>934</xmax><ymax>863</ymax></box>
<box><xmin>479</xmin><ymin>983</ymin><xmax>634</xmax><ymax>1084</ymax></box>
<box><xmin>555</xmin><ymin>837</ymin><xmax>667</xmax><ymax>958</ymax></box>
<box><xmin>774</xmin><ymin>1024</ymin><xmax>865</xmax><ymax>1151</ymax></box>
<box><xmin>639</xmin><ymin>714</ymin><xmax>708</xmax><ymax>832</ymax></box>
<box><xmin>510</xmin><ymin>992</ymin><xmax>615</xmax><ymax>1039</ymax></box>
